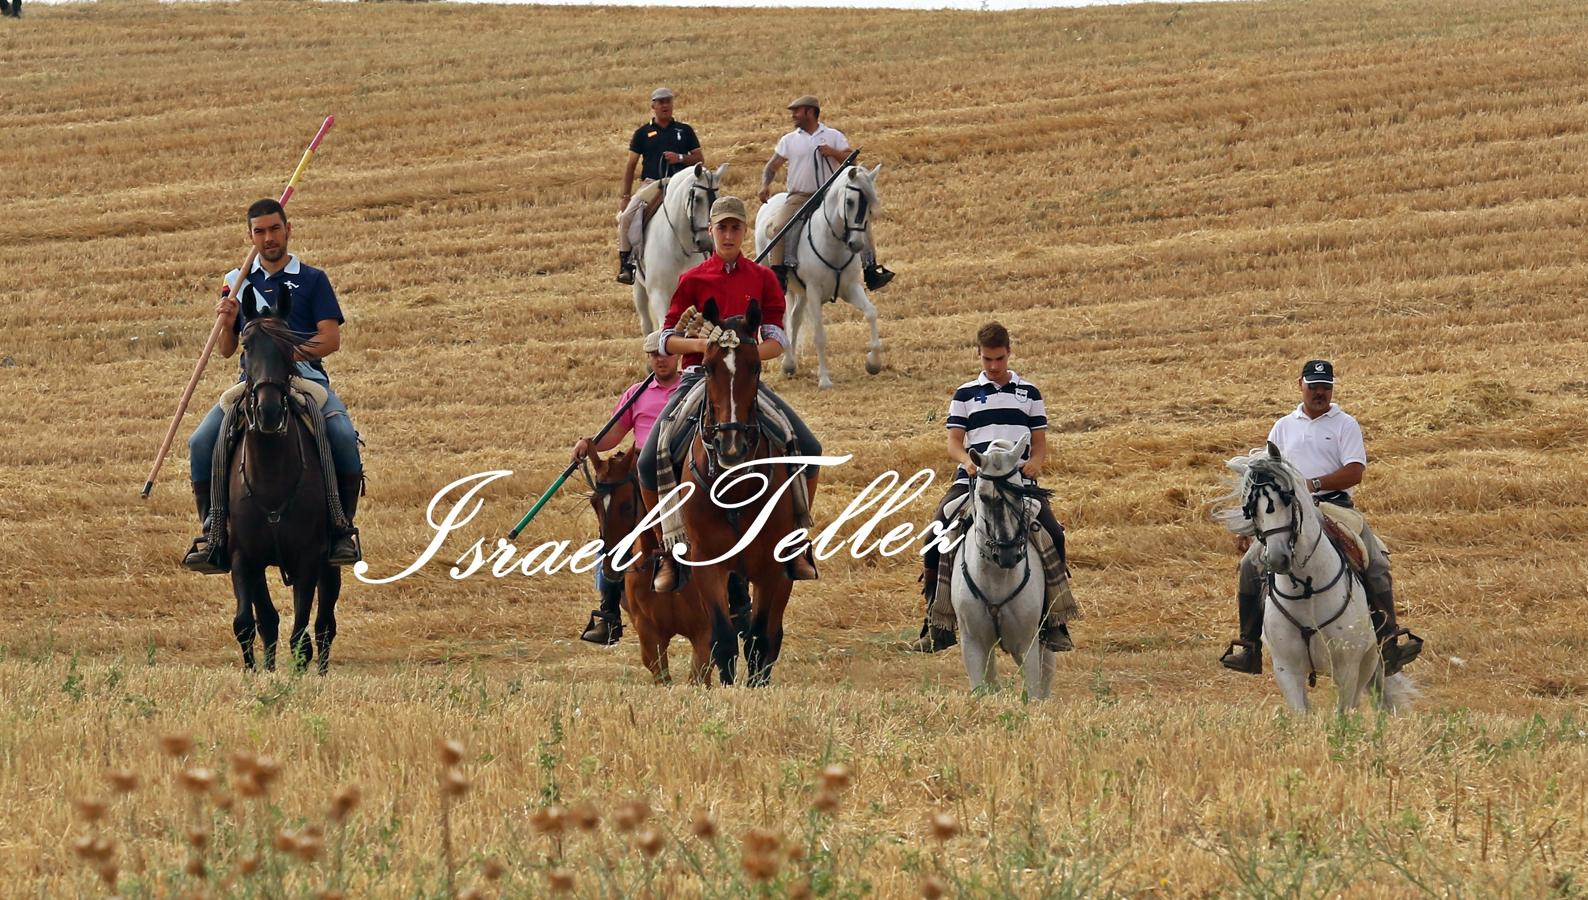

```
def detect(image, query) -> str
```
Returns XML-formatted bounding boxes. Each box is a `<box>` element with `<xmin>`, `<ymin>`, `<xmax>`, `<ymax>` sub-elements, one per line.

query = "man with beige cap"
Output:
<box><xmin>616</xmin><ymin>87</ymin><xmax>705</xmax><ymax>285</ymax></box>
<box><xmin>569</xmin><ymin>330</ymin><xmax>684</xmax><ymax>644</ymax></box>
<box><xmin>759</xmin><ymin>94</ymin><xmax>894</xmax><ymax>292</ymax></box>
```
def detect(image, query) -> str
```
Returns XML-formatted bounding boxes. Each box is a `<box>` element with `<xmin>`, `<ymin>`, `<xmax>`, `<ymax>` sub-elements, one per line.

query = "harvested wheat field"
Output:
<box><xmin>2</xmin><ymin>0</ymin><xmax>1588</xmax><ymax>894</ymax></box>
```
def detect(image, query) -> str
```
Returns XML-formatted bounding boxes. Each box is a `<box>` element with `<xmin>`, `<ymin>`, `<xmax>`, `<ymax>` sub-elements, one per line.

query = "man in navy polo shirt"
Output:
<box><xmin>910</xmin><ymin>321</ymin><xmax>1069</xmax><ymax>654</ymax></box>
<box><xmin>615</xmin><ymin>86</ymin><xmax>704</xmax><ymax>284</ymax></box>
<box><xmin>182</xmin><ymin>199</ymin><xmax>364</xmax><ymax>572</ymax></box>
<box><xmin>1221</xmin><ymin>360</ymin><xmax>1422</xmax><ymax>676</ymax></box>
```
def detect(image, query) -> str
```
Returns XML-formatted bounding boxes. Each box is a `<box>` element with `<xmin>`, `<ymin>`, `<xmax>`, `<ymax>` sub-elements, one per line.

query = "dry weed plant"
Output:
<box><xmin>2</xmin><ymin>0</ymin><xmax>1588</xmax><ymax>894</ymax></box>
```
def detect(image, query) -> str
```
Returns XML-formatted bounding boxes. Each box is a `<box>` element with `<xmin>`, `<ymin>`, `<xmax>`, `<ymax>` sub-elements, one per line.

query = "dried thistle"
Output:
<box><xmin>97</xmin><ymin>862</ymin><xmax>119</xmax><ymax>887</ymax></box>
<box><xmin>481</xmin><ymin>858</ymin><xmax>505</xmax><ymax>881</ymax></box>
<box><xmin>812</xmin><ymin>789</ymin><xmax>840</xmax><ymax>814</ymax></box>
<box><xmin>292</xmin><ymin>833</ymin><xmax>324</xmax><ymax>862</ymax></box>
<box><xmin>272</xmin><ymin>828</ymin><xmax>299</xmax><ymax>853</ymax></box>
<box><xmin>691</xmin><ymin>809</ymin><xmax>718</xmax><ymax>840</ymax></box>
<box><xmin>437</xmin><ymin>738</ymin><xmax>465</xmax><ymax>766</ymax></box>
<box><xmin>569</xmin><ymin>803</ymin><xmax>600</xmax><ymax>832</ymax></box>
<box><xmin>238</xmin><ymin>853</ymin><xmax>261</xmax><ymax>875</ymax></box>
<box><xmin>920</xmin><ymin>874</ymin><xmax>947</xmax><ymax>899</ymax></box>
<box><xmin>330</xmin><ymin>784</ymin><xmax>362</xmax><ymax>822</ymax></box>
<box><xmin>531</xmin><ymin>804</ymin><xmax>568</xmax><ymax>835</ymax></box>
<box><xmin>229</xmin><ymin>751</ymin><xmax>258</xmax><ymax>775</ymax></box>
<box><xmin>184</xmin><ymin>857</ymin><xmax>206</xmax><ymax>878</ymax></box>
<box><xmin>105</xmin><ymin>769</ymin><xmax>139</xmax><ymax>794</ymax></box>
<box><xmin>73</xmin><ymin>798</ymin><xmax>109</xmax><ymax>823</ymax></box>
<box><xmin>786</xmin><ymin>842</ymin><xmax>806</xmax><ymax>862</ymax></box>
<box><xmin>159</xmin><ymin>734</ymin><xmax>194</xmax><ymax>758</ymax></box>
<box><xmin>613</xmin><ymin>799</ymin><xmax>649</xmax><ymax>832</ymax></box>
<box><xmin>819</xmin><ymin>763</ymin><xmax>852</xmax><ymax>791</ymax></box>
<box><xmin>929</xmin><ymin>811</ymin><xmax>960</xmax><ymax>841</ymax></box>
<box><xmin>789</xmin><ymin>877</ymin><xmax>813</xmax><ymax>899</ymax></box>
<box><xmin>547</xmin><ymin>869</ymin><xmax>575</xmax><ymax>893</ymax></box>
<box><xmin>743</xmin><ymin>827</ymin><xmax>781</xmax><ymax>855</ymax></box>
<box><xmin>634</xmin><ymin>826</ymin><xmax>665</xmax><ymax>858</ymax></box>
<box><xmin>212</xmin><ymin>791</ymin><xmax>235</xmax><ymax>812</ymax></box>
<box><xmin>234</xmin><ymin>773</ymin><xmax>264</xmax><ymax>799</ymax></box>
<box><xmin>70</xmin><ymin>834</ymin><xmax>98</xmax><ymax>861</ymax></box>
<box><xmin>186</xmin><ymin>827</ymin><xmax>210</xmax><ymax>850</ymax></box>
<box><xmin>252</xmin><ymin>756</ymin><xmax>282</xmax><ymax>787</ymax></box>
<box><xmin>741</xmin><ymin>851</ymin><xmax>779</xmax><ymax>881</ymax></box>
<box><xmin>178</xmin><ymin>768</ymin><xmax>217</xmax><ymax>795</ymax></box>
<box><xmin>440</xmin><ymin>768</ymin><xmax>470</xmax><ymax>798</ymax></box>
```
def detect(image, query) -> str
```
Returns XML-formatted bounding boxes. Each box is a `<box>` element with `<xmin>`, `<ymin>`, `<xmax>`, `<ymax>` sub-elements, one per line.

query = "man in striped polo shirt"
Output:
<box><xmin>911</xmin><ymin>322</ymin><xmax>1070</xmax><ymax>654</ymax></box>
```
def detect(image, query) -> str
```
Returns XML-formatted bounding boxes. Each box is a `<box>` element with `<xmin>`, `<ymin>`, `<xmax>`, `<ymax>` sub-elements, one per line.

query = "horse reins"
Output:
<box><xmin>801</xmin><ymin>183</ymin><xmax>872</xmax><ymax>300</ymax></box>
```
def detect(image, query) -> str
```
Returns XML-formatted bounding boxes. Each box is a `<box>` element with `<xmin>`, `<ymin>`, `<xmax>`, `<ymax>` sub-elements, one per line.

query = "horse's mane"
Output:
<box><xmin>1211</xmin><ymin>448</ymin><xmax>1311</xmax><ymax>536</ymax></box>
<box><xmin>241</xmin><ymin>316</ymin><xmax>317</xmax><ymax>369</ymax></box>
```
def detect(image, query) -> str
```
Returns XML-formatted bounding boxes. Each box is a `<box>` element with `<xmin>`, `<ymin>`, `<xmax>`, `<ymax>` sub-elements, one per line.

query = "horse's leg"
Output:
<box><xmin>702</xmin><ymin>571</ymin><xmax>737</xmax><ymax>686</ymax></box>
<box><xmin>637</xmin><ymin>620</ymin><xmax>667</xmax><ymax>684</ymax></box>
<box><xmin>314</xmin><ymin>565</ymin><xmax>340</xmax><ymax>676</ymax></box>
<box><xmin>288</xmin><ymin>563</ymin><xmax>317</xmax><ymax>673</ymax></box>
<box><xmin>634</xmin><ymin>282</ymin><xmax>653</xmax><ymax>336</ymax></box>
<box><xmin>1021</xmin><ymin>639</ymin><xmax>1052</xmax><ymax>701</ymax></box>
<box><xmin>841</xmin><ymin>276</ymin><xmax>883</xmax><ymax>375</ymax></box>
<box><xmin>687</xmin><ymin>629</ymin><xmax>714</xmax><ymax>686</ymax></box>
<box><xmin>744</xmin><ymin>576</ymin><xmax>792</xmax><ymax>688</ymax></box>
<box><xmin>252</xmin><ymin>569</ymin><xmax>281</xmax><ymax>673</ymax></box>
<box><xmin>1265</xmin><ymin>612</ymin><xmax>1310</xmax><ymax>713</ymax></box>
<box><xmin>782</xmin><ymin>288</ymin><xmax>803</xmax><ymax>378</ymax></box>
<box><xmin>809</xmin><ymin>276</ymin><xmax>834</xmax><ymax>390</ymax></box>
<box><xmin>231</xmin><ymin>567</ymin><xmax>260</xmax><ymax>672</ymax></box>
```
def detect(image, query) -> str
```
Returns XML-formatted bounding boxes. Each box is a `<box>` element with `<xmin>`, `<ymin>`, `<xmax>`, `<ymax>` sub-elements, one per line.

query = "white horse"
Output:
<box><xmin>754</xmin><ymin>164</ymin><xmax>884</xmax><ymax>389</ymax></box>
<box><xmin>949</xmin><ymin>436</ymin><xmax>1055</xmax><ymax>699</ymax></box>
<box><xmin>632</xmin><ymin>162</ymin><xmax>727</xmax><ymax>336</ymax></box>
<box><xmin>1216</xmin><ymin>443</ymin><xmax>1415</xmax><ymax>714</ymax></box>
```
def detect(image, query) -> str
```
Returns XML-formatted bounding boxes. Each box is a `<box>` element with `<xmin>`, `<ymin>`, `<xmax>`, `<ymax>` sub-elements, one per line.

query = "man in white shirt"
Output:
<box><xmin>1222</xmin><ymin>360</ymin><xmax>1422</xmax><ymax>676</ymax></box>
<box><xmin>758</xmin><ymin>95</ymin><xmax>894</xmax><ymax>293</ymax></box>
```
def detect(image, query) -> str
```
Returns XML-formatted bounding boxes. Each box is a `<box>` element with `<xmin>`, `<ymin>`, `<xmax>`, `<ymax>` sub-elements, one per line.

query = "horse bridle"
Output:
<box><xmin>957</xmin><ymin>467</ymin><xmax>1039</xmax><ymax>644</ymax></box>
<box><xmin>971</xmin><ymin>468</ymin><xmax>1032</xmax><ymax>561</ymax></box>
<box><xmin>584</xmin><ymin>460</ymin><xmax>647</xmax><ymax>578</ymax></box>
<box><xmin>694</xmin><ymin>370</ymin><xmax>762</xmax><ymax>485</ymax></box>
<box><xmin>825</xmin><ymin>185</ymin><xmax>870</xmax><ymax>243</ymax></box>
<box><xmin>665</xmin><ymin>176</ymin><xmax>718</xmax><ymax>257</ymax></box>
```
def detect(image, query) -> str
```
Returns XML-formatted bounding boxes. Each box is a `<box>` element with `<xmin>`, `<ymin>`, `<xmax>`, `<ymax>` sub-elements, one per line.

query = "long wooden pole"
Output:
<box><xmin>141</xmin><ymin>115</ymin><xmax>335</xmax><ymax>498</ymax></box>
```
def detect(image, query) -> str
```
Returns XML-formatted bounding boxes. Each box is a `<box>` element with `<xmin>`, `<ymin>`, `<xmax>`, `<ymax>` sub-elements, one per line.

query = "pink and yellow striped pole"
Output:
<box><xmin>141</xmin><ymin>115</ymin><xmax>335</xmax><ymax>498</ymax></box>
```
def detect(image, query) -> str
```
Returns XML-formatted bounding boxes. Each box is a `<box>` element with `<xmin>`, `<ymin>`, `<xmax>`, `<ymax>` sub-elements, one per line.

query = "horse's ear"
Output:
<box><xmin>702</xmin><ymin>297</ymin><xmax>720</xmax><ymax>324</ymax></box>
<box><xmin>275</xmin><ymin>281</ymin><xmax>293</xmax><ymax>323</ymax></box>
<box><xmin>968</xmin><ymin>448</ymin><xmax>983</xmax><ymax>469</ymax></box>
<box><xmin>695</xmin><ymin>162</ymin><xmax>705</xmax><ymax>178</ymax></box>
<box><xmin>868</xmin><ymin>162</ymin><xmax>883</xmax><ymax>179</ymax></box>
<box><xmin>713</xmin><ymin>162</ymin><xmax>728</xmax><ymax>180</ymax></box>
<box><xmin>1012</xmin><ymin>433</ymin><xmax>1030</xmax><ymax>460</ymax></box>
<box><xmin>1267</xmin><ymin>440</ymin><xmax>1281</xmax><ymax>460</ymax></box>
<box><xmin>745</xmin><ymin>299</ymin><xmax>762</xmax><ymax>335</ymax></box>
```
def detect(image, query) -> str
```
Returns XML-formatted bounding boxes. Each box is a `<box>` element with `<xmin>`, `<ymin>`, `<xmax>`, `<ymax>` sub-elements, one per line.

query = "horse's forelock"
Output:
<box><xmin>242</xmin><ymin>317</ymin><xmax>313</xmax><ymax>377</ymax></box>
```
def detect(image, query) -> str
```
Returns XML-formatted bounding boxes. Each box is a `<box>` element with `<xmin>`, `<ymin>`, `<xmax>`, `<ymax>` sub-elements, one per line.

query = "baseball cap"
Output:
<box><xmin>1300</xmin><ymin>359</ymin><xmax>1335</xmax><ymax>385</ymax></box>
<box><xmin>650</xmin><ymin>87</ymin><xmax>674</xmax><ymax>102</ymax></box>
<box><xmin>709</xmin><ymin>196</ymin><xmax>748</xmax><ymax>225</ymax></box>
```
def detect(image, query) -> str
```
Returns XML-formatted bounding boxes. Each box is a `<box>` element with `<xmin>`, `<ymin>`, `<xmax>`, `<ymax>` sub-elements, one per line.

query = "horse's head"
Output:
<box><xmin>238</xmin><ymin>285</ymin><xmax>309</xmax><ymax>437</ymax></box>
<box><xmin>1242</xmin><ymin>441</ymin><xmax>1312</xmax><ymax>574</ymax></box>
<box><xmin>968</xmin><ymin>435</ymin><xmax>1036</xmax><ymax>569</ymax></box>
<box><xmin>699</xmin><ymin>297</ymin><xmax>762</xmax><ymax>466</ymax></box>
<box><xmin>836</xmin><ymin>164</ymin><xmax>882</xmax><ymax>252</ymax></box>
<box><xmin>682</xmin><ymin>162</ymin><xmax>727</xmax><ymax>253</ymax></box>
<box><xmin>588</xmin><ymin>448</ymin><xmax>641</xmax><ymax>580</ymax></box>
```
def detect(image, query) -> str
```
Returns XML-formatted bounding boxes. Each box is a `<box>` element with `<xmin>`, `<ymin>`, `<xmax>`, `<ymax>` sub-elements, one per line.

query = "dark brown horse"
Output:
<box><xmin>589</xmin><ymin>448</ymin><xmax>716</xmax><ymax>684</ymax></box>
<box><xmin>227</xmin><ymin>299</ymin><xmax>340</xmax><ymax>674</ymax></box>
<box><xmin>677</xmin><ymin>299</ymin><xmax>810</xmax><ymax>686</ymax></box>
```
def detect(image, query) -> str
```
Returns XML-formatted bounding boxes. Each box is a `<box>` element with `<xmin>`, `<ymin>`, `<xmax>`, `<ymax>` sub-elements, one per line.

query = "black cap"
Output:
<box><xmin>1300</xmin><ymin>359</ymin><xmax>1334</xmax><ymax>384</ymax></box>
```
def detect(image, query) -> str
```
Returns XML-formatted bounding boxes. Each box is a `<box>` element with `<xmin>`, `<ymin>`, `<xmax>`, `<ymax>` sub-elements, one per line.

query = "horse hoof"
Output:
<box><xmin>865</xmin><ymin>359</ymin><xmax>882</xmax><ymax>375</ymax></box>
<box><xmin>818</xmin><ymin>378</ymin><xmax>834</xmax><ymax>391</ymax></box>
<box><xmin>783</xmin><ymin>363</ymin><xmax>797</xmax><ymax>378</ymax></box>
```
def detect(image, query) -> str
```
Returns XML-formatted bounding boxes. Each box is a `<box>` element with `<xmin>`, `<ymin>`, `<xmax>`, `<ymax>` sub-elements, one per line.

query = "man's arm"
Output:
<box><xmin>947</xmin><ymin>427</ymin><xmax>976</xmax><ymax>476</ymax></box>
<box><xmin>215</xmin><ymin>291</ymin><xmax>241</xmax><ymax>358</ymax></box>
<box><xmin>1022</xmin><ymin>429</ymin><xmax>1047</xmax><ymax>480</ymax></box>
<box><xmin>758</xmin><ymin>153</ymin><xmax>787</xmax><ymax>202</ymax></box>
<box><xmin>298</xmin><ymin>320</ymin><xmax>340</xmax><ymax>361</ymax></box>
<box><xmin>1312</xmin><ymin>462</ymin><xmax>1364</xmax><ymax>493</ymax></box>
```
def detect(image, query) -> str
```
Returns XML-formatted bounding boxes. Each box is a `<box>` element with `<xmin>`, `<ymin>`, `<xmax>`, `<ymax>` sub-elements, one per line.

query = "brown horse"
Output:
<box><xmin>589</xmin><ymin>448</ymin><xmax>716</xmax><ymax>684</ymax></box>
<box><xmin>676</xmin><ymin>298</ymin><xmax>810</xmax><ymax>686</ymax></box>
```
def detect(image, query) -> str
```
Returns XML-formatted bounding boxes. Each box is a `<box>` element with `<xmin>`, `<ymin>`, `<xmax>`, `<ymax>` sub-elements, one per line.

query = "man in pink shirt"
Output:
<box><xmin>570</xmin><ymin>331</ymin><xmax>683</xmax><ymax>644</ymax></box>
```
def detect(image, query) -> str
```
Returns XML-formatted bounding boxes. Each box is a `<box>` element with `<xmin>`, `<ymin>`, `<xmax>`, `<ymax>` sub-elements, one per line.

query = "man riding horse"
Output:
<box><xmin>758</xmin><ymin>94</ymin><xmax>894</xmax><ymax>294</ymax></box>
<box><xmin>183</xmin><ymin>199</ymin><xmax>363</xmax><ymax>572</ymax></box>
<box><xmin>636</xmin><ymin>195</ymin><xmax>823</xmax><ymax>593</ymax></box>
<box><xmin>912</xmin><ymin>322</ymin><xmax>1071</xmax><ymax>654</ymax></box>
<box><xmin>568</xmin><ymin>331</ymin><xmax>685</xmax><ymax>645</ymax></box>
<box><xmin>616</xmin><ymin>87</ymin><xmax>704</xmax><ymax>285</ymax></box>
<box><xmin>1221</xmin><ymin>360</ymin><xmax>1423</xmax><ymax>677</ymax></box>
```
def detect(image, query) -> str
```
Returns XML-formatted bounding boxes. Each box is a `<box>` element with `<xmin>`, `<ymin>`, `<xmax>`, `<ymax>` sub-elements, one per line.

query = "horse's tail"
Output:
<box><xmin>1379</xmin><ymin>672</ymin><xmax>1420</xmax><ymax>713</ymax></box>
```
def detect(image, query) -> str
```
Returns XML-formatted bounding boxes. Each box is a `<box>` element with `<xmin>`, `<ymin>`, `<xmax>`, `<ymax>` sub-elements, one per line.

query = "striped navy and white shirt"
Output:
<box><xmin>945</xmin><ymin>370</ymin><xmax>1047</xmax><ymax>484</ymax></box>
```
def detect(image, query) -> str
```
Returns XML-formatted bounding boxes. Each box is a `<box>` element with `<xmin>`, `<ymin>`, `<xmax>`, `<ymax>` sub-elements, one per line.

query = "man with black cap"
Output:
<box><xmin>568</xmin><ymin>330</ymin><xmax>684</xmax><ymax>645</ymax></box>
<box><xmin>758</xmin><ymin>94</ymin><xmax>894</xmax><ymax>293</ymax></box>
<box><xmin>616</xmin><ymin>87</ymin><xmax>705</xmax><ymax>284</ymax></box>
<box><xmin>1222</xmin><ymin>360</ymin><xmax>1422</xmax><ymax>677</ymax></box>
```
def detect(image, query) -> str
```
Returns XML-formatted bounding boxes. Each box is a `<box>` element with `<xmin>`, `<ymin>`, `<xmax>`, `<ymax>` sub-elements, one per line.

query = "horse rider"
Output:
<box><xmin>911</xmin><ymin>322</ymin><xmax>1070</xmax><ymax>654</ymax></box>
<box><xmin>1222</xmin><ymin>360</ymin><xmax>1422</xmax><ymax>677</ymax></box>
<box><xmin>637</xmin><ymin>195</ymin><xmax>823</xmax><ymax>592</ymax></box>
<box><xmin>616</xmin><ymin>87</ymin><xmax>704</xmax><ymax>285</ymax></box>
<box><xmin>757</xmin><ymin>94</ymin><xmax>894</xmax><ymax>294</ymax></box>
<box><xmin>183</xmin><ymin>199</ymin><xmax>363</xmax><ymax>572</ymax></box>
<box><xmin>569</xmin><ymin>331</ymin><xmax>685</xmax><ymax>645</ymax></box>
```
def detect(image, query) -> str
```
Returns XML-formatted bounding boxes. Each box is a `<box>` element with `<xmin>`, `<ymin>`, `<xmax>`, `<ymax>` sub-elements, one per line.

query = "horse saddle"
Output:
<box><xmin>662</xmin><ymin>381</ymin><xmax>793</xmax><ymax>469</ymax></box>
<box><xmin>629</xmin><ymin>177</ymin><xmax>669</xmax><ymax>275</ymax></box>
<box><xmin>1317</xmin><ymin>502</ymin><xmax>1381</xmax><ymax>573</ymax></box>
<box><xmin>217</xmin><ymin>376</ymin><xmax>329</xmax><ymax>412</ymax></box>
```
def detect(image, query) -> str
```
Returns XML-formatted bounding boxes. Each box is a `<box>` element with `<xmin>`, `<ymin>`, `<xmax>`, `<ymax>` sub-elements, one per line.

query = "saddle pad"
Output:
<box><xmin>1318</xmin><ymin>503</ymin><xmax>1369</xmax><ymax>573</ymax></box>
<box><xmin>219</xmin><ymin>376</ymin><xmax>329</xmax><ymax>410</ymax></box>
<box><xmin>929</xmin><ymin>520</ymin><xmax>1077</xmax><ymax>632</ymax></box>
<box><xmin>663</xmin><ymin>383</ymin><xmax>793</xmax><ymax>464</ymax></box>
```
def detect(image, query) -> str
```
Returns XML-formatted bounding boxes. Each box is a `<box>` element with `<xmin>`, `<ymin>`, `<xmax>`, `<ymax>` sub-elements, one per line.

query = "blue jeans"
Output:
<box><xmin>187</xmin><ymin>365</ymin><xmax>362</xmax><ymax>482</ymax></box>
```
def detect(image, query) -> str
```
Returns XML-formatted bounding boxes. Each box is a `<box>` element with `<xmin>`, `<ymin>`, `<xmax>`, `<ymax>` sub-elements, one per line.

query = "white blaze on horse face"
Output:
<box><xmin>723</xmin><ymin>347</ymin><xmax>737</xmax><ymax>423</ymax></box>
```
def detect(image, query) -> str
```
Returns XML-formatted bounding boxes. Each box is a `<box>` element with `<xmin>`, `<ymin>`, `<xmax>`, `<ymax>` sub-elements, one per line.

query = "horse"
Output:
<box><xmin>226</xmin><ymin>301</ymin><xmax>340</xmax><ymax>675</ymax></box>
<box><xmin>754</xmin><ymin>164</ymin><xmax>884</xmax><ymax>389</ymax></box>
<box><xmin>948</xmin><ymin>436</ymin><xmax>1055</xmax><ymax>699</ymax></box>
<box><xmin>588</xmin><ymin>447</ymin><xmax>716</xmax><ymax>684</ymax></box>
<box><xmin>1215</xmin><ymin>443</ymin><xmax>1414</xmax><ymax>713</ymax></box>
<box><xmin>671</xmin><ymin>298</ymin><xmax>808</xmax><ymax>686</ymax></box>
<box><xmin>632</xmin><ymin>162</ymin><xmax>726</xmax><ymax>336</ymax></box>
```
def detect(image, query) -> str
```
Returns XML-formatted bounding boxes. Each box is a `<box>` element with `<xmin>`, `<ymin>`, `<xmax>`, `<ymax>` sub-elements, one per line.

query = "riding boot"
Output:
<box><xmin>772</xmin><ymin>264</ymin><xmax>790</xmax><ymax>293</ymax></box>
<box><xmin>909</xmin><ymin>550</ymin><xmax>956</xmax><ymax>652</ymax></box>
<box><xmin>1367</xmin><ymin>589</ymin><xmax>1422</xmax><ymax>676</ymax></box>
<box><xmin>863</xmin><ymin>263</ymin><xmax>895</xmax><ymax>291</ymax></box>
<box><xmin>652</xmin><ymin>555</ymin><xmax>678</xmax><ymax>593</ymax></box>
<box><xmin>786</xmin><ymin>546</ymin><xmax>818</xmax><ymax>581</ymax></box>
<box><xmin>1220</xmin><ymin>591</ymin><xmax>1264</xmax><ymax>674</ymax></box>
<box><xmin>728</xmin><ymin>573</ymin><xmax>752</xmax><ymax>637</ymax></box>
<box><xmin>580</xmin><ymin>578</ymin><xmax>625</xmax><ymax>645</ymax></box>
<box><xmin>181</xmin><ymin>480</ymin><xmax>229</xmax><ymax>574</ymax></box>
<box><xmin>616</xmin><ymin>250</ymin><xmax>636</xmax><ymax>285</ymax></box>
<box><xmin>327</xmin><ymin>471</ymin><xmax>363</xmax><ymax>566</ymax></box>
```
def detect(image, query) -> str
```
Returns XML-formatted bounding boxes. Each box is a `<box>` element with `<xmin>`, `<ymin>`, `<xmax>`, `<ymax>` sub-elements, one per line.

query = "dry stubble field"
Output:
<box><xmin>2</xmin><ymin>0</ymin><xmax>1588</xmax><ymax>895</ymax></box>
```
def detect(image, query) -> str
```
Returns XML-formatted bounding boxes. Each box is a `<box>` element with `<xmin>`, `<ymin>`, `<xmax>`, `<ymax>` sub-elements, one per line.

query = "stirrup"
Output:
<box><xmin>863</xmin><ymin>264</ymin><xmax>895</xmax><ymax>291</ymax></box>
<box><xmin>580</xmin><ymin>611</ymin><xmax>623</xmax><ymax>645</ymax></box>
<box><xmin>616</xmin><ymin>268</ymin><xmax>635</xmax><ymax>285</ymax></box>
<box><xmin>909</xmin><ymin>625</ymin><xmax>957</xmax><ymax>654</ymax></box>
<box><xmin>327</xmin><ymin>530</ymin><xmax>362</xmax><ymax>567</ymax></box>
<box><xmin>1380</xmin><ymin>629</ymin><xmax>1424</xmax><ymax>677</ymax></box>
<box><xmin>1040</xmin><ymin>622</ymin><xmax>1073</xmax><ymax>652</ymax></box>
<box><xmin>182</xmin><ymin>536</ymin><xmax>229</xmax><ymax>575</ymax></box>
<box><xmin>1219</xmin><ymin>639</ymin><xmax>1262</xmax><ymax>675</ymax></box>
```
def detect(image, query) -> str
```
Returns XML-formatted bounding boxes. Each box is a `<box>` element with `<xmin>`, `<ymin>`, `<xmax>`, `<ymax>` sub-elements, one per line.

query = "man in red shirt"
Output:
<box><xmin>637</xmin><ymin>196</ymin><xmax>822</xmax><ymax>590</ymax></box>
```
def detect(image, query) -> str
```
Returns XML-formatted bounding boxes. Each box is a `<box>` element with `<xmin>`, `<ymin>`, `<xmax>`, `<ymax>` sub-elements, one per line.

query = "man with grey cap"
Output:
<box><xmin>616</xmin><ymin>87</ymin><xmax>705</xmax><ymax>284</ymax></box>
<box><xmin>1222</xmin><ymin>360</ymin><xmax>1423</xmax><ymax>677</ymax></box>
<box><xmin>759</xmin><ymin>94</ymin><xmax>894</xmax><ymax>293</ymax></box>
<box><xmin>569</xmin><ymin>330</ymin><xmax>685</xmax><ymax>644</ymax></box>
<box><xmin>639</xmin><ymin>194</ymin><xmax>824</xmax><ymax>592</ymax></box>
